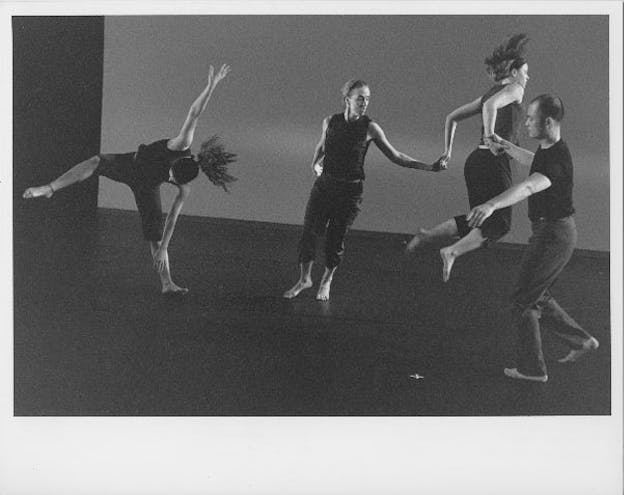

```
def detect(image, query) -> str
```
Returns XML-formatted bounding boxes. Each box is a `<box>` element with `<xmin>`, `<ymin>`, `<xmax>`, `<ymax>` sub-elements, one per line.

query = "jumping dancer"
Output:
<box><xmin>284</xmin><ymin>79</ymin><xmax>437</xmax><ymax>301</ymax></box>
<box><xmin>406</xmin><ymin>34</ymin><xmax>530</xmax><ymax>282</ymax></box>
<box><xmin>23</xmin><ymin>64</ymin><xmax>236</xmax><ymax>294</ymax></box>
<box><xmin>467</xmin><ymin>94</ymin><xmax>599</xmax><ymax>382</ymax></box>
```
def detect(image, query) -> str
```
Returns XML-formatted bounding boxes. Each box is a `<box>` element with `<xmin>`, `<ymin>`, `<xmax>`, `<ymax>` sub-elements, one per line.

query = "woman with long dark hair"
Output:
<box><xmin>284</xmin><ymin>79</ymin><xmax>437</xmax><ymax>301</ymax></box>
<box><xmin>23</xmin><ymin>64</ymin><xmax>236</xmax><ymax>294</ymax></box>
<box><xmin>406</xmin><ymin>34</ymin><xmax>530</xmax><ymax>282</ymax></box>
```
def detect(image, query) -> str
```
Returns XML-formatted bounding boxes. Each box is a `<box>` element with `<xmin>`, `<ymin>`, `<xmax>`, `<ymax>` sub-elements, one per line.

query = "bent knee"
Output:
<box><xmin>79</xmin><ymin>156</ymin><xmax>101</xmax><ymax>178</ymax></box>
<box><xmin>86</xmin><ymin>155</ymin><xmax>101</xmax><ymax>167</ymax></box>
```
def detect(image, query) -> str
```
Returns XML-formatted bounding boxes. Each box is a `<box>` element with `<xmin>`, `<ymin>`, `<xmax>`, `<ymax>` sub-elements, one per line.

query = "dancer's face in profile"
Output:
<box><xmin>345</xmin><ymin>86</ymin><xmax>370</xmax><ymax>117</ymax></box>
<box><xmin>525</xmin><ymin>101</ymin><xmax>546</xmax><ymax>139</ymax></box>
<box><xmin>511</xmin><ymin>63</ymin><xmax>530</xmax><ymax>88</ymax></box>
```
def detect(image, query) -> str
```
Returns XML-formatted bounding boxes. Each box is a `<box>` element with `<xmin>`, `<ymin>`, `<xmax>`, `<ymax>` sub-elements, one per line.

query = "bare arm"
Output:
<box><xmin>167</xmin><ymin>64</ymin><xmax>231</xmax><ymax>152</ymax></box>
<box><xmin>161</xmin><ymin>184</ymin><xmax>191</xmax><ymax>249</ymax></box>
<box><xmin>152</xmin><ymin>184</ymin><xmax>191</xmax><ymax>271</ymax></box>
<box><xmin>467</xmin><ymin>172</ymin><xmax>551</xmax><ymax>228</ymax></box>
<box><xmin>482</xmin><ymin>83</ymin><xmax>524</xmax><ymax>154</ymax></box>
<box><xmin>370</xmin><ymin>122</ymin><xmax>432</xmax><ymax>170</ymax></box>
<box><xmin>311</xmin><ymin>117</ymin><xmax>329</xmax><ymax>176</ymax></box>
<box><xmin>436</xmin><ymin>97</ymin><xmax>482</xmax><ymax>167</ymax></box>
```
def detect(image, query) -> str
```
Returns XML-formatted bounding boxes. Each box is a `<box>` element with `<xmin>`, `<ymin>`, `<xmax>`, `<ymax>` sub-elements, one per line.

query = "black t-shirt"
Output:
<box><xmin>528</xmin><ymin>139</ymin><xmax>575</xmax><ymax>221</ymax></box>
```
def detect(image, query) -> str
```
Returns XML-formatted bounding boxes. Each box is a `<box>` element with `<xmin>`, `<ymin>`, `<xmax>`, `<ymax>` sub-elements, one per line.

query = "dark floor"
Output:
<box><xmin>14</xmin><ymin>209</ymin><xmax>611</xmax><ymax>416</ymax></box>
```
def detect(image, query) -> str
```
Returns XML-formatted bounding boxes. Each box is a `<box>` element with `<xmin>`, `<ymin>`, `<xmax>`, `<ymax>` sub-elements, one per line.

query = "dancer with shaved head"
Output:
<box><xmin>468</xmin><ymin>94</ymin><xmax>599</xmax><ymax>382</ymax></box>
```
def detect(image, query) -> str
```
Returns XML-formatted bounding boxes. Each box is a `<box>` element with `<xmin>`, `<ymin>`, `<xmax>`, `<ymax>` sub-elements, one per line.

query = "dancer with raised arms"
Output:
<box><xmin>23</xmin><ymin>64</ymin><xmax>236</xmax><ymax>294</ymax></box>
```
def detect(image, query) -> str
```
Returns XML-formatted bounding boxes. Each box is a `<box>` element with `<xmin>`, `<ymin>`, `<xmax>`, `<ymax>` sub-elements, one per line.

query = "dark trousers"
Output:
<box><xmin>96</xmin><ymin>153</ymin><xmax>164</xmax><ymax>241</ymax></box>
<box><xmin>454</xmin><ymin>148</ymin><xmax>512</xmax><ymax>243</ymax></box>
<box><xmin>298</xmin><ymin>174</ymin><xmax>363</xmax><ymax>269</ymax></box>
<box><xmin>511</xmin><ymin>216</ymin><xmax>594</xmax><ymax>375</ymax></box>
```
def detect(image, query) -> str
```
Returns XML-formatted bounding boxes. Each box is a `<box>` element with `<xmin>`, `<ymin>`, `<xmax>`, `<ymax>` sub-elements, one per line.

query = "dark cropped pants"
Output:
<box><xmin>95</xmin><ymin>153</ymin><xmax>164</xmax><ymax>242</ymax></box>
<box><xmin>454</xmin><ymin>148</ymin><xmax>512</xmax><ymax>243</ymax></box>
<box><xmin>511</xmin><ymin>216</ymin><xmax>595</xmax><ymax>376</ymax></box>
<box><xmin>298</xmin><ymin>174</ymin><xmax>363</xmax><ymax>269</ymax></box>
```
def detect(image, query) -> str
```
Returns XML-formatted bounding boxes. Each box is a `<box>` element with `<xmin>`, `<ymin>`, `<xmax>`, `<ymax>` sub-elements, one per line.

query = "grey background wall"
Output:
<box><xmin>100</xmin><ymin>15</ymin><xmax>609</xmax><ymax>251</ymax></box>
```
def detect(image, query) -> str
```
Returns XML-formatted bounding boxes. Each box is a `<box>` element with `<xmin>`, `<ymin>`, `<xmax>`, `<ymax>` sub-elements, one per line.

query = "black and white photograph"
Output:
<box><xmin>1</xmin><ymin>1</ymin><xmax>622</xmax><ymax>493</ymax></box>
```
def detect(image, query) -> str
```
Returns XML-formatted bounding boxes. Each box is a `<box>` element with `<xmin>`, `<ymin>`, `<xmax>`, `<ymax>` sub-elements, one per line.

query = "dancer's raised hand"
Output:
<box><xmin>211</xmin><ymin>64</ymin><xmax>231</xmax><ymax>90</ymax></box>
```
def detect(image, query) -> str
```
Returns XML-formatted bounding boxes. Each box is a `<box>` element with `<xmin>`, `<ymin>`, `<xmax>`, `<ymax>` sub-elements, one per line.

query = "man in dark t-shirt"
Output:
<box><xmin>23</xmin><ymin>64</ymin><xmax>233</xmax><ymax>294</ymax></box>
<box><xmin>467</xmin><ymin>94</ymin><xmax>598</xmax><ymax>383</ymax></box>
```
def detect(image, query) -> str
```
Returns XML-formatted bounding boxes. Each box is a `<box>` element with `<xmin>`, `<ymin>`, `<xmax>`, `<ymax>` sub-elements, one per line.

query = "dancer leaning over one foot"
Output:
<box><xmin>23</xmin><ymin>64</ymin><xmax>237</xmax><ymax>294</ymax></box>
<box><xmin>406</xmin><ymin>34</ymin><xmax>530</xmax><ymax>282</ymax></box>
<box><xmin>284</xmin><ymin>79</ymin><xmax>438</xmax><ymax>301</ymax></box>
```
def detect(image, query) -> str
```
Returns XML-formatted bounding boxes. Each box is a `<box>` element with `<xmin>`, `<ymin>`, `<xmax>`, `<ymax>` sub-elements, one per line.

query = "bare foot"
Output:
<box><xmin>504</xmin><ymin>368</ymin><xmax>548</xmax><ymax>383</ymax></box>
<box><xmin>162</xmin><ymin>282</ymin><xmax>189</xmax><ymax>295</ymax></box>
<box><xmin>283</xmin><ymin>279</ymin><xmax>312</xmax><ymax>299</ymax></box>
<box><xmin>440</xmin><ymin>247</ymin><xmax>456</xmax><ymax>282</ymax></box>
<box><xmin>23</xmin><ymin>184</ymin><xmax>53</xmax><ymax>199</ymax></box>
<box><xmin>405</xmin><ymin>228</ymin><xmax>433</xmax><ymax>253</ymax></box>
<box><xmin>316</xmin><ymin>282</ymin><xmax>331</xmax><ymax>301</ymax></box>
<box><xmin>557</xmin><ymin>337</ymin><xmax>599</xmax><ymax>363</ymax></box>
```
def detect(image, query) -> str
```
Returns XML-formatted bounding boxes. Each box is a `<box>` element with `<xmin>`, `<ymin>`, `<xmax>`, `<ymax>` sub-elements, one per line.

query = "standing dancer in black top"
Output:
<box><xmin>467</xmin><ymin>94</ymin><xmax>598</xmax><ymax>382</ymax></box>
<box><xmin>23</xmin><ymin>64</ymin><xmax>236</xmax><ymax>294</ymax></box>
<box><xmin>406</xmin><ymin>34</ymin><xmax>530</xmax><ymax>282</ymax></box>
<box><xmin>284</xmin><ymin>79</ymin><xmax>436</xmax><ymax>301</ymax></box>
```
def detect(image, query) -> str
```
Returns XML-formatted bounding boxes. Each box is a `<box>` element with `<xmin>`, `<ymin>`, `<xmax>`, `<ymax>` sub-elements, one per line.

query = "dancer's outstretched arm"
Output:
<box><xmin>482</xmin><ymin>82</ymin><xmax>524</xmax><ymax>155</ymax></box>
<box><xmin>369</xmin><ymin>123</ymin><xmax>433</xmax><ymax>171</ymax></box>
<box><xmin>437</xmin><ymin>97</ymin><xmax>482</xmax><ymax>166</ymax></box>
<box><xmin>467</xmin><ymin>172</ymin><xmax>551</xmax><ymax>228</ymax></box>
<box><xmin>311</xmin><ymin>117</ymin><xmax>329</xmax><ymax>176</ymax></box>
<box><xmin>168</xmin><ymin>64</ymin><xmax>231</xmax><ymax>152</ymax></box>
<box><xmin>152</xmin><ymin>184</ymin><xmax>191</xmax><ymax>272</ymax></box>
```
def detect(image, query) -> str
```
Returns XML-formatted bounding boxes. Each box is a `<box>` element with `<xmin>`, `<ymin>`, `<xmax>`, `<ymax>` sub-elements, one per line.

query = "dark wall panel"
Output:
<box><xmin>13</xmin><ymin>16</ymin><xmax>104</xmax><ymax>228</ymax></box>
<box><xmin>13</xmin><ymin>17</ymin><xmax>105</xmax><ymax>337</ymax></box>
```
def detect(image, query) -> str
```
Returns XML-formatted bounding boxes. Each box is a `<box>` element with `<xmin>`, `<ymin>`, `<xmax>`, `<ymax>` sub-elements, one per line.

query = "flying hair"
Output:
<box><xmin>197</xmin><ymin>135</ymin><xmax>238</xmax><ymax>192</ymax></box>
<box><xmin>484</xmin><ymin>33</ymin><xmax>530</xmax><ymax>81</ymax></box>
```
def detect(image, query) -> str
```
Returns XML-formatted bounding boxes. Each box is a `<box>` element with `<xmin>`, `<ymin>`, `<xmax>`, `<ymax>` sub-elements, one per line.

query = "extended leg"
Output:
<box><xmin>320</xmin><ymin>189</ymin><xmax>360</xmax><ymax>301</ymax></box>
<box><xmin>23</xmin><ymin>155</ymin><xmax>100</xmax><ymax>198</ymax></box>
<box><xmin>405</xmin><ymin>218</ymin><xmax>458</xmax><ymax>252</ymax></box>
<box><xmin>439</xmin><ymin>227</ymin><xmax>487</xmax><ymax>282</ymax></box>
<box><xmin>538</xmin><ymin>294</ymin><xmax>599</xmax><ymax>362</ymax></box>
<box><xmin>284</xmin><ymin>179</ymin><xmax>329</xmax><ymax>299</ymax></box>
<box><xmin>511</xmin><ymin>305</ymin><xmax>548</xmax><ymax>378</ymax></box>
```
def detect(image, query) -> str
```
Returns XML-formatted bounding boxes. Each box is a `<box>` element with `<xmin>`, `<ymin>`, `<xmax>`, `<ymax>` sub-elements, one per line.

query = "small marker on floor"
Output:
<box><xmin>409</xmin><ymin>373</ymin><xmax>424</xmax><ymax>380</ymax></box>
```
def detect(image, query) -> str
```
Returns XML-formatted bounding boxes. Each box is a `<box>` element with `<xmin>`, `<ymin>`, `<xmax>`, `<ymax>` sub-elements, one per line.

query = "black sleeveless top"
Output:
<box><xmin>322</xmin><ymin>113</ymin><xmax>372</xmax><ymax>181</ymax></box>
<box><xmin>479</xmin><ymin>84</ymin><xmax>523</xmax><ymax>145</ymax></box>
<box><xmin>133</xmin><ymin>139</ymin><xmax>192</xmax><ymax>188</ymax></box>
